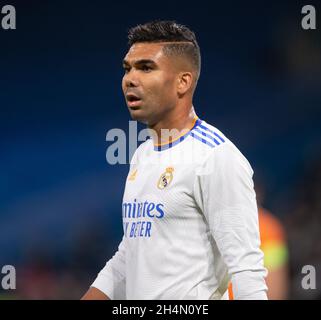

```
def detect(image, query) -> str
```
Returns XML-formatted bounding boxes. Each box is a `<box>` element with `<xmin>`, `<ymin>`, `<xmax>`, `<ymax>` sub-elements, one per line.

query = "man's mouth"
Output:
<box><xmin>126</xmin><ymin>94</ymin><xmax>142</xmax><ymax>109</ymax></box>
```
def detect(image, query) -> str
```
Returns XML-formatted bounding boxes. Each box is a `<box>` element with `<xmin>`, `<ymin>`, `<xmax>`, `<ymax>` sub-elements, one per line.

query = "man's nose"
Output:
<box><xmin>124</xmin><ymin>70</ymin><xmax>139</xmax><ymax>88</ymax></box>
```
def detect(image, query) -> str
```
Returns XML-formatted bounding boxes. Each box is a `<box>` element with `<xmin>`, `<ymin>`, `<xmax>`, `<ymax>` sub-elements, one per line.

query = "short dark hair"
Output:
<box><xmin>128</xmin><ymin>20</ymin><xmax>201</xmax><ymax>81</ymax></box>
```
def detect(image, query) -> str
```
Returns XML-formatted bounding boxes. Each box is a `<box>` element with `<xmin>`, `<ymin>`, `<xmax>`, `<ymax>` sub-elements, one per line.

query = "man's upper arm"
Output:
<box><xmin>195</xmin><ymin>143</ymin><xmax>268</xmax><ymax>299</ymax></box>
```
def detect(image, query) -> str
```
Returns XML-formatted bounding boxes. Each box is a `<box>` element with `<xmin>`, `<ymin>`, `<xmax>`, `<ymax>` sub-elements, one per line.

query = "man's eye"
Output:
<box><xmin>141</xmin><ymin>65</ymin><xmax>152</xmax><ymax>72</ymax></box>
<box><xmin>124</xmin><ymin>67</ymin><xmax>130</xmax><ymax>73</ymax></box>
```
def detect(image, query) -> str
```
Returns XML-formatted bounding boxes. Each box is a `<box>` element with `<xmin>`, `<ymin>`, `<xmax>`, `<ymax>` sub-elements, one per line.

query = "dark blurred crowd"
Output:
<box><xmin>0</xmin><ymin>220</ymin><xmax>118</xmax><ymax>300</ymax></box>
<box><xmin>284</xmin><ymin>155</ymin><xmax>321</xmax><ymax>300</ymax></box>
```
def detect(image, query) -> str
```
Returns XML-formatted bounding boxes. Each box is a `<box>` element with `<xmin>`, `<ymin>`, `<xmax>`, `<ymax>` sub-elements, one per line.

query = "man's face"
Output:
<box><xmin>122</xmin><ymin>42</ymin><xmax>179</xmax><ymax>126</ymax></box>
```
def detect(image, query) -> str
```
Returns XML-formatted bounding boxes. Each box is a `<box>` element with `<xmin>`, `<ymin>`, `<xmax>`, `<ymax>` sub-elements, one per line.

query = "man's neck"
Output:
<box><xmin>148</xmin><ymin>106</ymin><xmax>198</xmax><ymax>146</ymax></box>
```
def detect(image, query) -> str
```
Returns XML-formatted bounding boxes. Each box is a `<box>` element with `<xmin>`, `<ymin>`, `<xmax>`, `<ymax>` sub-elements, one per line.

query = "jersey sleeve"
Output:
<box><xmin>194</xmin><ymin>143</ymin><xmax>268</xmax><ymax>300</ymax></box>
<box><xmin>91</xmin><ymin>236</ymin><xmax>127</xmax><ymax>299</ymax></box>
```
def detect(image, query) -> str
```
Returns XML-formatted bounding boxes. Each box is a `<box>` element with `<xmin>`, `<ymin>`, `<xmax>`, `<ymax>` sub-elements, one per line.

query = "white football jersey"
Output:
<box><xmin>92</xmin><ymin>118</ymin><xmax>268</xmax><ymax>300</ymax></box>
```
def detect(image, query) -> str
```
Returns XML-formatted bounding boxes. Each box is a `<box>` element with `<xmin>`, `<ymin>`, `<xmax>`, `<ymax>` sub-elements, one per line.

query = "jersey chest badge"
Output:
<box><xmin>157</xmin><ymin>167</ymin><xmax>174</xmax><ymax>190</ymax></box>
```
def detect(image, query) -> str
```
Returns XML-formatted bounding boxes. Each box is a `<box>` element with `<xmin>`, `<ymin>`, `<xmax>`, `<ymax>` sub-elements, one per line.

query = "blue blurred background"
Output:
<box><xmin>0</xmin><ymin>0</ymin><xmax>320</xmax><ymax>299</ymax></box>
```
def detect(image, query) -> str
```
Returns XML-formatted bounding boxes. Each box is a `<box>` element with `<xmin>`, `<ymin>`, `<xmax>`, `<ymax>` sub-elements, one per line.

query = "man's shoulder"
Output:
<box><xmin>189</xmin><ymin>118</ymin><xmax>231</xmax><ymax>154</ymax></box>
<box><xmin>129</xmin><ymin>138</ymin><xmax>153</xmax><ymax>164</ymax></box>
<box><xmin>193</xmin><ymin>119</ymin><xmax>253</xmax><ymax>173</ymax></box>
<box><xmin>196</xmin><ymin>119</ymin><xmax>227</xmax><ymax>138</ymax></box>
<box><xmin>137</xmin><ymin>138</ymin><xmax>153</xmax><ymax>152</ymax></box>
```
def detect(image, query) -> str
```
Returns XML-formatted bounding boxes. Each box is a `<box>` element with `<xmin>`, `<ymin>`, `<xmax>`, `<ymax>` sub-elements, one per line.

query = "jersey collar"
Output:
<box><xmin>153</xmin><ymin>117</ymin><xmax>201</xmax><ymax>152</ymax></box>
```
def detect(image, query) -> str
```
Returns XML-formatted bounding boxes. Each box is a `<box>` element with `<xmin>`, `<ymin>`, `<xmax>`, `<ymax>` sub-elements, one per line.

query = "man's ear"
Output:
<box><xmin>177</xmin><ymin>72</ymin><xmax>193</xmax><ymax>96</ymax></box>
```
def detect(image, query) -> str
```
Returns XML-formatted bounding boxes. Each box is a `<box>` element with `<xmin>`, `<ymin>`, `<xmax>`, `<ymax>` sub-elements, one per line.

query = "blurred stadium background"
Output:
<box><xmin>0</xmin><ymin>0</ymin><xmax>320</xmax><ymax>299</ymax></box>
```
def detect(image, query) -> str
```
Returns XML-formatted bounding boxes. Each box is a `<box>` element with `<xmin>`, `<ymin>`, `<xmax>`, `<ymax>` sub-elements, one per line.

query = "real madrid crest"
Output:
<box><xmin>157</xmin><ymin>167</ymin><xmax>174</xmax><ymax>190</ymax></box>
